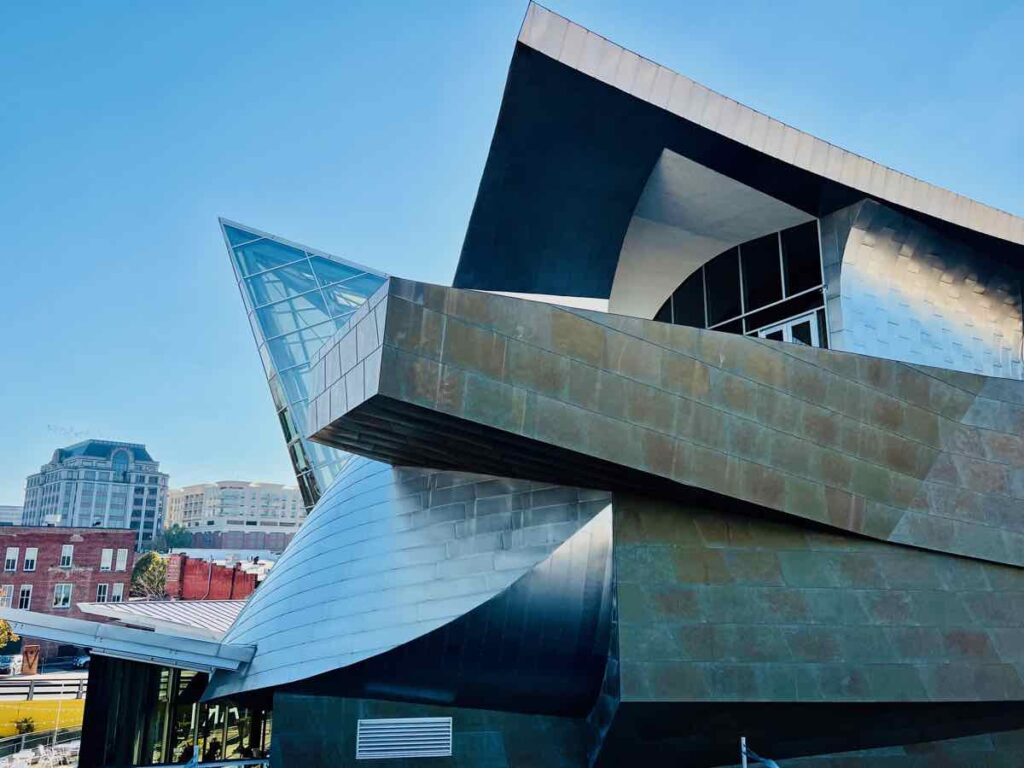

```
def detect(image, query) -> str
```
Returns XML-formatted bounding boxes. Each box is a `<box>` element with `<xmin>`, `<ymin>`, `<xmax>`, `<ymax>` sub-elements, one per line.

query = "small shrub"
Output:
<box><xmin>14</xmin><ymin>717</ymin><xmax>35</xmax><ymax>734</ymax></box>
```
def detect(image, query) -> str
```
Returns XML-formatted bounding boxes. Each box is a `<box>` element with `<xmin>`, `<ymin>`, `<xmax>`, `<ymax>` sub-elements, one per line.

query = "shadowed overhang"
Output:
<box><xmin>453</xmin><ymin>4</ymin><xmax>1024</xmax><ymax>302</ymax></box>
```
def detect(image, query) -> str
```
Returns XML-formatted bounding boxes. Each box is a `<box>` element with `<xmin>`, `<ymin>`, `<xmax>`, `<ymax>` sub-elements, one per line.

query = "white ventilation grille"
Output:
<box><xmin>356</xmin><ymin>717</ymin><xmax>453</xmax><ymax>760</ymax></box>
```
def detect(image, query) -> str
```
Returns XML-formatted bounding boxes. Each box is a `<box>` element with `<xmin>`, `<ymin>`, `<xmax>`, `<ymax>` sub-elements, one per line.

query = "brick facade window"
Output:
<box><xmin>0</xmin><ymin>528</ymin><xmax>136</xmax><ymax>627</ymax></box>
<box><xmin>4</xmin><ymin>548</ymin><xmax>17</xmax><ymax>572</ymax></box>
<box><xmin>52</xmin><ymin>583</ymin><xmax>72</xmax><ymax>608</ymax></box>
<box><xmin>96</xmin><ymin>583</ymin><xmax>108</xmax><ymax>603</ymax></box>
<box><xmin>0</xmin><ymin>585</ymin><xmax>12</xmax><ymax>608</ymax></box>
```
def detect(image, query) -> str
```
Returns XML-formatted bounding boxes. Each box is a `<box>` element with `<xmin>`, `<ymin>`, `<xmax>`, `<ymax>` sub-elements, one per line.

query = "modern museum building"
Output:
<box><xmin>7</xmin><ymin>4</ymin><xmax>1024</xmax><ymax>767</ymax></box>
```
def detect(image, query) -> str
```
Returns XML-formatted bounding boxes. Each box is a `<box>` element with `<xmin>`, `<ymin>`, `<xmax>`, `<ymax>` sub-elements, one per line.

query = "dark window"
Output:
<box><xmin>816</xmin><ymin>308</ymin><xmax>829</xmax><ymax>348</ymax></box>
<box><xmin>111</xmin><ymin>451</ymin><xmax>130</xmax><ymax>483</ymax></box>
<box><xmin>781</xmin><ymin>222</ymin><xmax>822</xmax><ymax>296</ymax></box>
<box><xmin>744</xmin><ymin>290</ymin><xmax>826</xmax><ymax>335</ymax></box>
<box><xmin>714</xmin><ymin>319</ymin><xmax>744</xmax><ymax>335</ymax></box>
<box><xmin>654</xmin><ymin>299</ymin><xmax>672</xmax><ymax>323</ymax></box>
<box><xmin>671</xmin><ymin>270</ymin><xmax>706</xmax><ymax>328</ymax></box>
<box><xmin>704</xmin><ymin>248</ymin><xmax>741</xmax><ymax>326</ymax></box>
<box><xmin>740</xmin><ymin>234</ymin><xmax>783</xmax><ymax>311</ymax></box>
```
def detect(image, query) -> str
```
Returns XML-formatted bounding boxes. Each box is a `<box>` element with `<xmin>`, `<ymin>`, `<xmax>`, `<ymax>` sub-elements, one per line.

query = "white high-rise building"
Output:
<box><xmin>22</xmin><ymin>440</ymin><xmax>168</xmax><ymax>547</ymax></box>
<box><xmin>166</xmin><ymin>481</ymin><xmax>305</xmax><ymax>535</ymax></box>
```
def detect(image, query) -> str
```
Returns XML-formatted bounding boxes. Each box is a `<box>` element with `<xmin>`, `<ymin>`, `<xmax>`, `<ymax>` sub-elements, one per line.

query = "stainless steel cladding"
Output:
<box><xmin>206</xmin><ymin>457</ymin><xmax>611</xmax><ymax>698</ymax></box>
<box><xmin>822</xmin><ymin>201</ymin><xmax>1024</xmax><ymax>380</ymax></box>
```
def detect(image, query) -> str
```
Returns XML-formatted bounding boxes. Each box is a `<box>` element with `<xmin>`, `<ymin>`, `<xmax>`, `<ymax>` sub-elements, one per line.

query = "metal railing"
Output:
<box><xmin>0</xmin><ymin>678</ymin><xmax>86</xmax><ymax>701</ymax></box>
<box><xmin>0</xmin><ymin>727</ymin><xmax>80</xmax><ymax>759</ymax></box>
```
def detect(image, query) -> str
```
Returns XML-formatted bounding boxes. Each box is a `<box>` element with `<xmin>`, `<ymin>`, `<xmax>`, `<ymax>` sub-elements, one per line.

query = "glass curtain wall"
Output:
<box><xmin>81</xmin><ymin>657</ymin><xmax>271</xmax><ymax>768</ymax></box>
<box><xmin>221</xmin><ymin>221</ymin><xmax>388</xmax><ymax>510</ymax></box>
<box><xmin>654</xmin><ymin>221</ymin><xmax>828</xmax><ymax>346</ymax></box>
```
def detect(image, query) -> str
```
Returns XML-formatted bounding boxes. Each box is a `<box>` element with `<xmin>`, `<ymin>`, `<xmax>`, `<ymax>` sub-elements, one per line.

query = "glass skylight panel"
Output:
<box><xmin>255</xmin><ymin>291</ymin><xmax>332</xmax><ymax>338</ymax></box>
<box><xmin>323</xmin><ymin>275</ymin><xmax>386</xmax><ymax>312</ymax></box>
<box><xmin>233</xmin><ymin>238</ymin><xmax>307</xmax><ymax>276</ymax></box>
<box><xmin>266</xmin><ymin>321</ymin><xmax>336</xmax><ymax>372</ymax></box>
<box><xmin>310</xmin><ymin>256</ymin><xmax>365</xmax><ymax>287</ymax></box>
<box><xmin>246</xmin><ymin>262</ymin><xmax>319</xmax><ymax>307</ymax></box>
<box><xmin>224</xmin><ymin>225</ymin><xmax>262</xmax><ymax>247</ymax></box>
<box><xmin>277</xmin><ymin>366</ymin><xmax>311</xmax><ymax>404</ymax></box>
<box><xmin>221</xmin><ymin>219</ymin><xmax>389</xmax><ymax>509</ymax></box>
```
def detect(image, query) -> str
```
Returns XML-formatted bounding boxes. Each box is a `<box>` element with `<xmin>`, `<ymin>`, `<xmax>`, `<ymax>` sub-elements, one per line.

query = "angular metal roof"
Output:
<box><xmin>454</xmin><ymin>3</ymin><xmax>1024</xmax><ymax>299</ymax></box>
<box><xmin>77</xmin><ymin>599</ymin><xmax>246</xmax><ymax>641</ymax></box>
<box><xmin>0</xmin><ymin>608</ymin><xmax>252</xmax><ymax>673</ymax></box>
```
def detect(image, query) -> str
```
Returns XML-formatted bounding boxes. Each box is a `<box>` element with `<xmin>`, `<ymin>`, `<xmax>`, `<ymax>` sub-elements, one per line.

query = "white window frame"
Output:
<box><xmin>59</xmin><ymin>544</ymin><xmax>74</xmax><ymax>568</ymax></box>
<box><xmin>0</xmin><ymin>586</ymin><xmax>12</xmax><ymax>609</ymax></box>
<box><xmin>3</xmin><ymin>548</ymin><xmax>17</xmax><ymax>572</ymax></box>
<box><xmin>111</xmin><ymin>583</ymin><xmax>124</xmax><ymax>603</ymax></box>
<box><xmin>23</xmin><ymin>548</ymin><xmax>37</xmax><ymax>573</ymax></box>
<box><xmin>756</xmin><ymin>311</ymin><xmax>821</xmax><ymax>347</ymax></box>
<box><xmin>18</xmin><ymin>585</ymin><xmax>31</xmax><ymax>610</ymax></box>
<box><xmin>115</xmin><ymin>548</ymin><xmax>129</xmax><ymax>572</ymax></box>
<box><xmin>52</xmin><ymin>583</ymin><xmax>72</xmax><ymax>609</ymax></box>
<box><xmin>100</xmin><ymin>549</ymin><xmax>113</xmax><ymax>572</ymax></box>
<box><xmin>96</xmin><ymin>583</ymin><xmax>108</xmax><ymax>603</ymax></box>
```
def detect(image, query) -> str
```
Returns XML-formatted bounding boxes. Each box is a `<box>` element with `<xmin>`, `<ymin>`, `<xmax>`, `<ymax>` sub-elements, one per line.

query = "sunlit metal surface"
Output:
<box><xmin>823</xmin><ymin>200</ymin><xmax>1023</xmax><ymax>380</ymax></box>
<box><xmin>206</xmin><ymin>457</ymin><xmax>610</xmax><ymax>698</ymax></box>
<box><xmin>289</xmin><ymin>506</ymin><xmax>614</xmax><ymax>716</ymax></box>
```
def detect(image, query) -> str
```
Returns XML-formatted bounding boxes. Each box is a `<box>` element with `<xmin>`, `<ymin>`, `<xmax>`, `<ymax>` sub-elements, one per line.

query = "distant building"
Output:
<box><xmin>166</xmin><ymin>481</ymin><xmax>304</xmax><ymax>539</ymax></box>
<box><xmin>22</xmin><ymin>440</ymin><xmax>168</xmax><ymax>548</ymax></box>
<box><xmin>164</xmin><ymin>553</ymin><xmax>257</xmax><ymax>601</ymax></box>
<box><xmin>170</xmin><ymin>548</ymin><xmax>279</xmax><ymax>565</ymax></box>
<box><xmin>0</xmin><ymin>506</ymin><xmax>22</xmax><ymax>526</ymax></box>
<box><xmin>183</xmin><ymin>529</ymin><xmax>295</xmax><ymax>551</ymax></box>
<box><xmin>171</xmin><ymin>548</ymin><xmax>277</xmax><ymax>583</ymax></box>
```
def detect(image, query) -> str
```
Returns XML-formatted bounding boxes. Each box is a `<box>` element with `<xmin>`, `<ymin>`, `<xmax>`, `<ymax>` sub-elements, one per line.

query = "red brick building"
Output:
<box><xmin>165</xmin><ymin>554</ymin><xmax>256</xmax><ymax>600</ymax></box>
<box><xmin>0</xmin><ymin>527</ymin><xmax>136</xmax><ymax>621</ymax></box>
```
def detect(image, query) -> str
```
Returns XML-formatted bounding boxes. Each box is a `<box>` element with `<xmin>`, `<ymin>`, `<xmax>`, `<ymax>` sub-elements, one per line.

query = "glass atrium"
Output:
<box><xmin>221</xmin><ymin>221</ymin><xmax>388</xmax><ymax>509</ymax></box>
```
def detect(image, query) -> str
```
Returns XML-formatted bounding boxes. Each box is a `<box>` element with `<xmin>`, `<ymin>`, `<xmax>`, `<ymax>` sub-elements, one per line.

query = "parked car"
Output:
<box><xmin>0</xmin><ymin>653</ymin><xmax>24</xmax><ymax>675</ymax></box>
<box><xmin>72</xmin><ymin>654</ymin><xmax>90</xmax><ymax>669</ymax></box>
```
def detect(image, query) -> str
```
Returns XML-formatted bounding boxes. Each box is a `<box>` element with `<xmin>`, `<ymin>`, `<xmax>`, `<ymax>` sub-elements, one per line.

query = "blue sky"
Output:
<box><xmin>0</xmin><ymin>0</ymin><xmax>1021</xmax><ymax>504</ymax></box>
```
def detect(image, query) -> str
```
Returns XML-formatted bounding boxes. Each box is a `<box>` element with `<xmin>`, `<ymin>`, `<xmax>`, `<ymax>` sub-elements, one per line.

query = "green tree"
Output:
<box><xmin>164</xmin><ymin>524</ymin><xmax>191</xmax><ymax>549</ymax></box>
<box><xmin>131</xmin><ymin>552</ymin><xmax>168</xmax><ymax>598</ymax></box>
<box><xmin>151</xmin><ymin>524</ymin><xmax>192</xmax><ymax>553</ymax></box>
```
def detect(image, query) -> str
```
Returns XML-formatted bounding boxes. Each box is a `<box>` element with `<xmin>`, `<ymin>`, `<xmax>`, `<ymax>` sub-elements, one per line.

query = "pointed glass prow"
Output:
<box><xmin>218</xmin><ymin>218</ymin><xmax>388</xmax><ymax>509</ymax></box>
